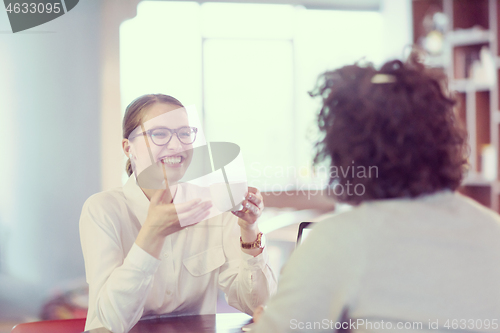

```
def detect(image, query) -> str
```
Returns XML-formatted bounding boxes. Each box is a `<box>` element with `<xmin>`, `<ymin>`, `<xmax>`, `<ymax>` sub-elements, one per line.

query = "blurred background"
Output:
<box><xmin>0</xmin><ymin>0</ymin><xmax>412</xmax><ymax>329</ymax></box>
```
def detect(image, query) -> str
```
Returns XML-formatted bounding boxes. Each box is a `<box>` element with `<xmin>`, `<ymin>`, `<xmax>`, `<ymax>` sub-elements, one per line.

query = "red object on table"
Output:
<box><xmin>11</xmin><ymin>318</ymin><xmax>86</xmax><ymax>333</ymax></box>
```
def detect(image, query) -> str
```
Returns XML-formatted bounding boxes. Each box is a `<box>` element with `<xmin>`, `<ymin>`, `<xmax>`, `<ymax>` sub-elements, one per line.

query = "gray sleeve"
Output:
<box><xmin>252</xmin><ymin>216</ymin><xmax>366</xmax><ymax>332</ymax></box>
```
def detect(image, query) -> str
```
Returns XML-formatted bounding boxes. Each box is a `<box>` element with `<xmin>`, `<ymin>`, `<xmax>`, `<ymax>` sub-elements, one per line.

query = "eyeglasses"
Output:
<box><xmin>131</xmin><ymin>126</ymin><xmax>198</xmax><ymax>146</ymax></box>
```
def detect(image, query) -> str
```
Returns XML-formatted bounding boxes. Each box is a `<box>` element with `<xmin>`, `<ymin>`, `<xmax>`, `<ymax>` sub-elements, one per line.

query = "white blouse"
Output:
<box><xmin>79</xmin><ymin>175</ymin><xmax>277</xmax><ymax>333</ymax></box>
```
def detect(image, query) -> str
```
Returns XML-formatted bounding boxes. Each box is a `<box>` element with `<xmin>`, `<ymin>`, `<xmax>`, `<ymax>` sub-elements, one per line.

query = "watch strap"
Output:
<box><xmin>240</xmin><ymin>232</ymin><xmax>263</xmax><ymax>249</ymax></box>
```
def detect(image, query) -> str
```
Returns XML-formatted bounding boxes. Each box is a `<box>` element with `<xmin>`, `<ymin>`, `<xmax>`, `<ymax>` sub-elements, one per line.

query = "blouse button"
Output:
<box><xmin>163</xmin><ymin>253</ymin><xmax>169</xmax><ymax>259</ymax></box>
<box><xmin>166</xmin><ymin>290</ymin><xmax>172</xmax><ymax>295</ymax></box>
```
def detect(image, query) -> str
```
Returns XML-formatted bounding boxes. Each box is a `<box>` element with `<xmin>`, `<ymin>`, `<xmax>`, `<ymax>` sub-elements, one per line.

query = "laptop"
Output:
<box><xmin>296</xmin><ymin>222</ymin><xmax>316</xmax><ymax>246</ymax></box>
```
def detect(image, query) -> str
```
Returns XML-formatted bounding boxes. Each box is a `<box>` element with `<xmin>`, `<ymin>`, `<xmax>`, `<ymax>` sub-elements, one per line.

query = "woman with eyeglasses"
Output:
<box><xmin>79</xmin><ymin>94</ymin><xmax>276</xmax><ymax>333</ymax></box>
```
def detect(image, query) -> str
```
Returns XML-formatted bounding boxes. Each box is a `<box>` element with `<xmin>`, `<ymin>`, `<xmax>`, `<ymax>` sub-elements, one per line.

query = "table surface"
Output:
<box><xmin>82</xmin><ymin>313</ymin><xmax>254</xmax><ymax>333</ymax></box>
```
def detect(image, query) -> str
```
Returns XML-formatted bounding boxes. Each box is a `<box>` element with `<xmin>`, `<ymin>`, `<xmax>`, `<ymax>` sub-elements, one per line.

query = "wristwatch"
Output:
<box><xmin>240</xmin><ymin>232</ymin><xmax>266</xmax><ymax>249</ymax></box>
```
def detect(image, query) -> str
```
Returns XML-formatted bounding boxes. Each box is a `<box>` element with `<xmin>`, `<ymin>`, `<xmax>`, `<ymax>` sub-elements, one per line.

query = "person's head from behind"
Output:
<box><xmin>310</xmin><ymin>51</ymin><xmax>468</xmax><ymax>204</ymax></box>
<box><xmin>122</xmin><ymin>94</ymin><xmax>197</xmax><ymax>187</ymax></box>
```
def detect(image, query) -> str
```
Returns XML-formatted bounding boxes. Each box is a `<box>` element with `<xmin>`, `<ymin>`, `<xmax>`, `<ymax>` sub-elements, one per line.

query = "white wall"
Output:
<box><xmin>381</xmin><ymin>0</ymin><xmax>413</xmax><ymax>63</ymax></box>
<box><xmin>0</xmin><ymin>0</ymin><xmax>103</xmax><ymax>319</ymax></box>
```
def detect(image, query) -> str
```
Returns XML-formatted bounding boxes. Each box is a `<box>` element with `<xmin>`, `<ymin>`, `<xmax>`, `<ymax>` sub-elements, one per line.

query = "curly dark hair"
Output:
<box><xmin>310</xmin><ymin>52</ymin><xmax>469</xmax><ymax>204</ymax></box>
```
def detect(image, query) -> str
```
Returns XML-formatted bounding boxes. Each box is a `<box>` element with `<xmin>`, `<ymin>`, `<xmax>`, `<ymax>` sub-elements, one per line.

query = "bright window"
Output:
<box><xmin>120</xmin><ymin>1</ymin><xmax>384</xmax><ymax>190</ymax></box>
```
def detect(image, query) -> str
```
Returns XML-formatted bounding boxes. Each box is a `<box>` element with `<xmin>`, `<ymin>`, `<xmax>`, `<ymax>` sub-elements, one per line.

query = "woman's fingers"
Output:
<box><xmin>246</xmin><ymin>187</ymin><xmax>263</xmax><ymax>207</ymax></box>
<box><xmin>247</xmin><ymin>193</ymin><xmax>262</xmax><ymax>208</ymax></box>
<box><xmin>150</xmin><ymin>188</ymin><xmax>167</xmax><ymax>205</ymax></box>
<box><xmin>252</xmin><ymin>305</ymin><xmax>265</xmax><ymax>323</ymax></box>
<box><xmin>146</xmin><ymin>196</ymin><xmax>209</xmax><ymax>237</ymax></box>
<box><xmin>150</xmin><ymin>188</ymin><xmax>174</xmax><ymax>205</ymax></box>
<box><xmin>177</xmin><ymin>200</ymin><xmax>212</xmax><ymax>224</ymax></box>
<box><xmin>243</xmin><ymin>200</ymin><xmax>261</xmax><ymax>215</ymax></box>
<box><xmin>178</xmin><ymin>208</ymin><xmax>210</xmax><ymax>227</ymax></box>
<box><xmin>160</xmin><ymin>187</ymin><xmax>175</xmax><ymax>204</ymax></box>
<box><xmin>188</xmin><ymin>209</ymin><xmax>211</xmax><ymax>225</ymax></box>
<box><xmin>232</xmin><ymin>209</ymin><xmax>253</xmax><ymax>222</ymax></box>
<box><xmin>174</xmin><ymin>198</ymin><xmax>203</xmax><ymax>214</ymax></box>
<box><xmin>232</xmin><ymin>195</ymin><xmax>262</xmax><ymax>225</ymax></box>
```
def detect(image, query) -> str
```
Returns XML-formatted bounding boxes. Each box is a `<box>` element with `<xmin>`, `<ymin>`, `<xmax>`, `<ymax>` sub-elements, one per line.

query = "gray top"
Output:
<box><xmin>254</xmin><ymin>191</ymin><xmax>500</xmax><ymax>332</ymax></box>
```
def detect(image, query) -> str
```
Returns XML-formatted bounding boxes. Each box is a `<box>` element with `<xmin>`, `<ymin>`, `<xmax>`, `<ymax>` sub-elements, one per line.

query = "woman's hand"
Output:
<box><xmin>232</xmin><ymin>187</ymin><xmax>264</xmax><ymax>230</ymax></box>
<box><xmin>252</xmin><ymin>305</ymin><xmax>266</xmax><ymax>323</ymax></box>
<box><xmin>232</xmin><ymin>187</ymin><xmax>265</xmax><ymax>257</ymax></box>
<box><xmin>136</xmin><ymin>188</ymin><xmax>212</xmax><ymax>258</ymax></box>
<box><xmin>146</xmin><ymin>188</ymin><xmax>212</xmax><ymax>235</ymax></box>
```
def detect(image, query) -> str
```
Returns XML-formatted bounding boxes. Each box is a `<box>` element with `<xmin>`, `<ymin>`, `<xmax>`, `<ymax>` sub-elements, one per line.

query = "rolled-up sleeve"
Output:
<box><xmin>79</xmin><ymin>194</ymin><xmax>161</xmax><ymax>333</ymax></box>
<box><xmin>217</xmin><ymin>214</ymin><xmax>278</xmax><ymax>315</ymax></box>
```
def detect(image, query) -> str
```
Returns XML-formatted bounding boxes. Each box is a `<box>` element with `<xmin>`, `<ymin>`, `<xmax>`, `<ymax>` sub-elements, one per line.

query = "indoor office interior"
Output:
<box><xmin>0</xmin><ymin>0</ymin><xmax>498</xmax><ymax>331</ymax></box>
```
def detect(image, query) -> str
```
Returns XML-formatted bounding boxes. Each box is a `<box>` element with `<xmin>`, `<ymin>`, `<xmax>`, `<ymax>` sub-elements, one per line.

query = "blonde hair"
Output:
<box><xmin>123</xmin><ymin>94</ymin><xmax>184</xmax><ymax>176</ymax></box>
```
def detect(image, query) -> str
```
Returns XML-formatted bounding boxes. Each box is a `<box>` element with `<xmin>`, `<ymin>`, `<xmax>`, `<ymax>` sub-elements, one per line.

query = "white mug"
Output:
<box><xmin>209</xmin><ymin>181</ymin><xmax>247</xmax><ymax>212</ymax></box>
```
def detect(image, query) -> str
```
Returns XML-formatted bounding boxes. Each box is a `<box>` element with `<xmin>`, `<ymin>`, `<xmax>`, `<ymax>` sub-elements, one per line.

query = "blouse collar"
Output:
<box><xmin>123</xmin><ymin>174</ymin><xmax>150</xmax><ymax>226</ymax></box>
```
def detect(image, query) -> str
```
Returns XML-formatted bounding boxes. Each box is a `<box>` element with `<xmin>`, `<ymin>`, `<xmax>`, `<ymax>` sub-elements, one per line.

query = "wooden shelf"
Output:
<box><xmin>450</xmin><ymin>79</ymin><xmax>493</xmax><ymax>92</ymax></box>
<box><xmin>413</xmin><ymin>0</ymin><xmax>500</xmax><ymax>212</ymax></box>
<box><xmin>447</xmin><ymin>29</ymin><xmax>494</xmax><ymax>46</ymax></box>
<box><xmin>451</xmin><ymin>0</ymin><xmax>489</xmax><ymax>30</ymax></box>
<box><xmin>452</xmin><ymin>43</ymin><xmax>490</xmax><ymax>79</ymax></box>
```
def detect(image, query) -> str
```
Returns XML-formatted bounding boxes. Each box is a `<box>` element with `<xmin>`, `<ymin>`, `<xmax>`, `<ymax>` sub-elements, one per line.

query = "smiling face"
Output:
<box><xmin>125</xmin><ymin>103</ymin><xmax>194</xmax><ymax>187</ymax></box>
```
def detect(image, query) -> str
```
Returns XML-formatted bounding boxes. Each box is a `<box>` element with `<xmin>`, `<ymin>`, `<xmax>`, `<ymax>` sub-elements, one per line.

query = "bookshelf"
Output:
<box><xmin>412</xmin><ymin>0</ymin><xmax>500</xmax><ymax>211</ymax></box>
